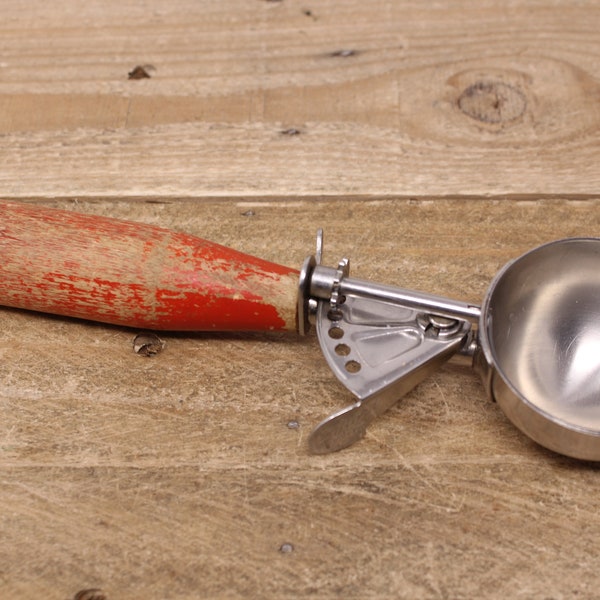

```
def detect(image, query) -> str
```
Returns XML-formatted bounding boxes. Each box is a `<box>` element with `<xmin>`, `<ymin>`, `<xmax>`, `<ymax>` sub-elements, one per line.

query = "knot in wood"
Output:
<box><xmin>458</xmin><ymin>81</ymin><xmax>526</xmax><ymax>124</ymax></box>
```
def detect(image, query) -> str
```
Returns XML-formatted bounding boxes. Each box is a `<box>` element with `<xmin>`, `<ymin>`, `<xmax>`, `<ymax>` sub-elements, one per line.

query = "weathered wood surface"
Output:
<box><xmin>2</xmin><ymin>1</ymin><xmax>600</xmax><ymax>599</ymax></box>
<box><xmin>1</xmin><ymin>0</ymin><xmax>600</xmax><ymax>198</ymax></box>
<box><xmin>3</xmin><ymin>198</ymin><xmax>600</xmax><ymax>600</ymax></box>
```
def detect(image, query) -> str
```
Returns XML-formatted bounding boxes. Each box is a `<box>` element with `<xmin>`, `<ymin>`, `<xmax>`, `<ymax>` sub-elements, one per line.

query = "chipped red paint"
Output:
<box><xmin>0</xmin><ymin>201</ymin><xmax>300</xmax><ymax>331</ymax></box>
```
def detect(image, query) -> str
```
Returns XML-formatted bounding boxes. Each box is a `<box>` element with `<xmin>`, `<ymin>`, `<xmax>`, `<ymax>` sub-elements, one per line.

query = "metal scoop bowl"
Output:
<box><xmin>478</xmin><ymin>238</ymin><xmax>600</xmax><ymax>460</ymax></box>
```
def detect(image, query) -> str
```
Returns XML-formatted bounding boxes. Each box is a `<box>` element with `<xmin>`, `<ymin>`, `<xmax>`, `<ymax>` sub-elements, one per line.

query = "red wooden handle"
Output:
<box><xmin>0</xmin><ymin>201</ymin><xmax>299</xmax><ymax>331</ymax></box>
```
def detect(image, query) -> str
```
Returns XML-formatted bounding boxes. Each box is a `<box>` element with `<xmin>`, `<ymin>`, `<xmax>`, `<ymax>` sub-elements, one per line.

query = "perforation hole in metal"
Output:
<box><xmin>345</xmin><ymin>360</ymin><xmax>361</xmax><ymax>373</ymax></box>
<box><xmin>328</xmin><ymin>326</ymin><xmax>344</xmax><ymax>339</ymax></box>
<box><xmin>335</xmin><ymin>343</ymin><xmax>351</xmax><ymax>356</ymax></box>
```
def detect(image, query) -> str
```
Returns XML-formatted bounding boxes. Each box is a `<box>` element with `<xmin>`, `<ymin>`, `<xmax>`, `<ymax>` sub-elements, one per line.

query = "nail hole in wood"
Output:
<box><xmin>331</xmin><ymin>49</ymin><xmax>358</xmax><ymax>58</ymax></box>
<box><xmin>133</xmin><ymin>332</ymin><xmax>165</xmax><ymax>356</ymax></box>
<box><xmin>73</xmin><ymin>590</ymin><xmax>107</xmax><ymax>600</ymax></box>
<box><xmin>128</xmin><ymin>65</ymin><xmax>154</xmax><ymax>80</ymax></box>
<box><xmin>280</xmin><ymin>128</ymin><xmax>302</xmax><ymax>136</ymax></box>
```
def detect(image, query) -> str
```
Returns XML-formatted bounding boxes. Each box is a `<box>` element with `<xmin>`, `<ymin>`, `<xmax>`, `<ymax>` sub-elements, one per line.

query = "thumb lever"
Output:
<box><xmin>300</xmin><ymin>232</ymin><xmax>476</xmax><ymax>453</ymax></box>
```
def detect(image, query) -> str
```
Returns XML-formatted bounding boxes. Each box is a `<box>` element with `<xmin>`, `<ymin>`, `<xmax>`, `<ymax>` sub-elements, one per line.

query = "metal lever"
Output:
<box><xmin>299</xmin><ymin>233</ymin><xmax>477</xmax><ymax>453</ymax></box>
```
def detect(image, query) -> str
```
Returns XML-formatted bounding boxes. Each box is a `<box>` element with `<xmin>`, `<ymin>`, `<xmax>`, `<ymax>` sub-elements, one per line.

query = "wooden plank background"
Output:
<box><xmin>1</xmin><ymin>2</ymin><xmax>600</xmax><ymax>599</ymax></box>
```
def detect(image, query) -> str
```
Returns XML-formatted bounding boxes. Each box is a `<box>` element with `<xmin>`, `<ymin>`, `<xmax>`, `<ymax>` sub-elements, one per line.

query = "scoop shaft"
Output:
<box><xmin>0</xmin><ymin>201</ymin><xmax>299</xmax><ymax>331</ymax></box>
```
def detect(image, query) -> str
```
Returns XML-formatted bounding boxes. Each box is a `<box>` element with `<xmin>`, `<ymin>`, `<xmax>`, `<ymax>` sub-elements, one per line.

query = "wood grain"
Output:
<box><xmin>2</xmin><ymin>1</ymin><xmax>600</xmax><ymax>598</ymax></box>
<box><xmin>1</xmin><ymin>197</ymin><xmax>600</xmax><ymax>599</ymax></box>
<box><xmin>0</xmin><ymin>1</ymin><xmax>600</xmax><ymax>197</ymax></box>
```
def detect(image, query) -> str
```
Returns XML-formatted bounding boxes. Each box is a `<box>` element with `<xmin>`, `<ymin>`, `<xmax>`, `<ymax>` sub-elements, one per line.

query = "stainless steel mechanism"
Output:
<box><xmin>300</xmin><ymin>233</ymin><xmax>600</xmax><ymax>461</ymax></box>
